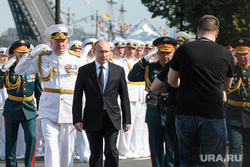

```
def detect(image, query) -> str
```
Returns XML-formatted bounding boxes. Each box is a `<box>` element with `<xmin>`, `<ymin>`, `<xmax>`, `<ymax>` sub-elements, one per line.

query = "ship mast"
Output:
<box><xmin>117</xmin><ymin>0</ymin><xmax>126</xmax><ymax>38</ymax></box>
<box><xmin>107</xmin><ymin>0</ymin><xmax>117</xmax><ymax>41</ymax></box>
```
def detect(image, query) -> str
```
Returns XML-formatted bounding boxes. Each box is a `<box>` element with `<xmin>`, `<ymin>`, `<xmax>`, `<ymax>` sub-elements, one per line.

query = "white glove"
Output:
<box><xmin>83</xmin><ymin>44</ymin><xmax>92</xmax><ymax>54</ymax></box>
<box><xmin>144</xmin><ymin>49</ymin><xmax>158</xmax><ymax>61</ymax></box>
<box><xmin>30</xmin><ymin>46</ymin><xmax>50</xmax><ymax>58</ymax></box>
<box><xmin>2</xmin><ymin>56</ymin><xmax>16</xmax><ymax>71</ymax></box>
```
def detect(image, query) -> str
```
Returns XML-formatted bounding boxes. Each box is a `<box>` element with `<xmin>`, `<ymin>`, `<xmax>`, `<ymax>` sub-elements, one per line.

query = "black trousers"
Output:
<box><xmin>165</xmin><ymin>108</ymin><xmax>180</xmax><ymax>167</ymax></box>
<box><xmin>86</xmin><ymin>111</ymin><xmax>119</xmax><ymax>167</ymax></box>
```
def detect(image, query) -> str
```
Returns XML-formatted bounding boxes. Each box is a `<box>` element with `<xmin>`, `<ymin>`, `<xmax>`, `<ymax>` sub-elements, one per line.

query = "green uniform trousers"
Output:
<box><xmin>227</xmin><ymin>125</ymin><xmax>250</xmax><ymax>167</ymax></box>
<box><xmin>148</xmin><ymin>125</ymin><xmax>174</xmax><ymax>167</ymax></box>
<box><xmin>5</xmin><ymin>117</ymin><xmax>36</xmax><ymax>167</ymax></box>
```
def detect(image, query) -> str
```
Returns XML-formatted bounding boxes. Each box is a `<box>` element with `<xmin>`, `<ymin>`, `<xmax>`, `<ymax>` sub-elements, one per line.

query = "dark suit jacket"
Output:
<box><xmin>72</xmin><ymin>61</ymin><xmax>131</xmax><ymax>131</ymax></box>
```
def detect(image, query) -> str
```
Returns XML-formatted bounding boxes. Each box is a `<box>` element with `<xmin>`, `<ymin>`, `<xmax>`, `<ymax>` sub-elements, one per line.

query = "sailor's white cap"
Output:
<box><xmin>82</xmin><ymin>38</ymin><xmax>98</xmax><ymax>48</ymax></box>
<box><xmin>174</xmin><ymin>31</ymin><xmax>191</xmax><ymax>42</ymax></box>
<box><xmin>68</xmin><ymin>40</ymin><xmax>83</xmax><ymax>50</ymax></box>
<box><xmin>125</xmin><ymin>39</ymin><xmax>138</xmax><ymax>49</ymax></box>
<box><xmin>112</xmin><ymin>39</ymin><xmax>126</xmax><ymax>47</ymax></box>
<box><xmin>0</xmin><ymin>47</ymin><xmax>8</xmax><ymax>56</ymax></box>
<box><xmin>44</xmin><ymin>24</ymin><xmax>73</xmax><ymax>39</ymax></box>
<box><xmin>144</xmin><ymin>41</ymin><xmax>154</xmax><ymax>49</ymax></box>
<box><xmin>136</xmin><ymin>40</ymin><xmax>144</xmax><ymax>49</ymax></box>
<box><xmin>108</xmin><ymin>42</ymin><xmax>115</xmax><ymax>51</ymax></box>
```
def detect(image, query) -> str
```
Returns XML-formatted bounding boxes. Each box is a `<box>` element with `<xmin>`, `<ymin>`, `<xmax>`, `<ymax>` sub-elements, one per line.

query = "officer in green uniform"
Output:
<box><xmin>128</xmin><ymin>37</ymin><xmax>177</xmax><ymax>167</ymax></box>
<box><xmin>0</xmin><ymin>40</ymin><xmax>42</xmax><ymax>167</ymax></box>
<box><xmin>226</xmin><ymin>38</ymin><xmax>250</xmax><ymax>167</ymax></box>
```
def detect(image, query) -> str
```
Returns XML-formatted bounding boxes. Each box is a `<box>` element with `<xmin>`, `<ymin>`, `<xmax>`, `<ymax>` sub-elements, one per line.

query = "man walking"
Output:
<box><xmin>73</xmin><ymin>40</ymin><xmax>131</xmax><ymax>167</ymax></box>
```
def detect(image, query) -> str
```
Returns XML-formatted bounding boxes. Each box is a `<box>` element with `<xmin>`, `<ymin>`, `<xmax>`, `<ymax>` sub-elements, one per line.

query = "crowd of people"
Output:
<box><xmin>0</xmin><ymin>14</ymin><xmax>248</xmax><ymax>167</ymax></box>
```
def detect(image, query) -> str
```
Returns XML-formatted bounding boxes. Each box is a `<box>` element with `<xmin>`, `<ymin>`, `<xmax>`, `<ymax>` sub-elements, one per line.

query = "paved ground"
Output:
<box><xmin>0</xmin><ymin>157</ymin><xmax>152</xmax><ymax>167</ymax></box>
<box><xmin>0</xmin><ymin>148</ymin><xmax>235</xmax><ymax>167</ymax></box>
<box><xmin>0</xmin><ymin>156</ymin><xmax>232</xmax><ymax>167</ymax></box>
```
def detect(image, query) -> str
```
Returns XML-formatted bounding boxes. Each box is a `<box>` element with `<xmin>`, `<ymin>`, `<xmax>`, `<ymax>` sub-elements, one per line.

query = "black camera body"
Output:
<box><xmin>145</xmin><ymin>92</ymin><xmax>168</xmax><ymax>108</ymax></box>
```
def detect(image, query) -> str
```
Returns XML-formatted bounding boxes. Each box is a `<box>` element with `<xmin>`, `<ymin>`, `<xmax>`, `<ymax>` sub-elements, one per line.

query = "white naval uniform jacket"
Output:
<box><xmin>110</xmin><ymin>55</ymin><xmax>141</xmax><ymax>102</ymax></box>
<box><xmin>15</xmin><ymin>49</ymin><xmax>85</xmax><ymax>123</ymax></box>
<box><xmin>109</xmin><ymin>55</ymin><xmax>130</xmax><ymax>79</ymax></box>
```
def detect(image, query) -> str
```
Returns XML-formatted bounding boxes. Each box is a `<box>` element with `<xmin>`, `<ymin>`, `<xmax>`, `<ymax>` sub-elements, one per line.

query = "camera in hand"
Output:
<box><xmin>145</xmin><ymin>92</ymin><xmax>168</xmax><ymax>108</ymax></box>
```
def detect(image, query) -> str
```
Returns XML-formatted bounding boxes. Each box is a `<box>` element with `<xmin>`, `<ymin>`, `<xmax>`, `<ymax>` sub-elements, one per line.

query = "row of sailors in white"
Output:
<box><xmin>110</xmin><ymin>39</ymin><xmax>151</xmax><ymax>158</ymax></box>
<box><xmin>0</xmin><ymin>28</ymin><xmax>192</xmax><ymax>165</ymax></box>
<box><xmin>0</xmin><ymin>37</ymin><xmax>156</xmax><ymax>162</ymax></box>
<box><xmin>68</xmin><ymin>38</ymin><xmax>153</xmax><ymax>159</ymax></box>
<box><xmin>38</xmin><ymin>37</ymin><xmax>153</xmax><ymax>159</ymax></box>
<box><xmin>0</xmin><ymin>36</ymin><xmax>157</xmax><ymax>166</ymax></box>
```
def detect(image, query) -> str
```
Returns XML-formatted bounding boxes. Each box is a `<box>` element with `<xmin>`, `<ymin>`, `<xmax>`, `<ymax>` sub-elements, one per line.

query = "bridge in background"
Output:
<box><xmin>8</xmin><ymin>0</ymin><xmax>55</xmax><ymax>42</ymax></box>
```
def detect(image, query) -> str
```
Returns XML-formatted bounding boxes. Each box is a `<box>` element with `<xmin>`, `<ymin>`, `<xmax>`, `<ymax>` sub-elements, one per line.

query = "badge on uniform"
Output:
<box><xmin>65</xmin><ymin>64</ymin><xmax>78</xmax><ymax>75</ymax></box>
<box><xmin>153</xmin><ymin>70</ymin><xmax>159</xmax><ymax>74</ymax></box>
<box><xmin>26</xmin><ymin>74</ymin><xmax>36</xmax><ymax>82</ymax></box>
<box><xmin>153</xmin><ymin>70</ymin><xmax>159</xmax><ymax>78</ymax></box>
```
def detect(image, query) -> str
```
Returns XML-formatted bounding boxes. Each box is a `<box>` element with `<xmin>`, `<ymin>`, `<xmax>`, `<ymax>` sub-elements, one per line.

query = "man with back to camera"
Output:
<box><xmin>226</xmin><ymin>38</ymin><xmax>250</xmax><ymax>167</ymax></box>
<box><xmin>150</xmin><ymin>38</ymin><xmax>196</xmax><ymax>167</ymax></box>
<box><xmin>168</xmin><ymin>15</ymin><xmax>234</xmax><ymax>166</ymax></box>
<box><xmin>72</xmin><ymin>40</ymin><xmax>131</xmax><ymax>167</ymax></box>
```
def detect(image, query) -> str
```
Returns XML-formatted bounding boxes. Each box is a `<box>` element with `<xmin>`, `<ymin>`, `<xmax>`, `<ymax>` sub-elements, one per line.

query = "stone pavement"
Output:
<box><xmin>0</xmin><ymin>157</ymin><xmax>152</xmax><ymax>167</ymax></box>
<box><xmin>0</xmin><ymin>151</ymin><xmax>235</xmax><ymax>167</ymax></box>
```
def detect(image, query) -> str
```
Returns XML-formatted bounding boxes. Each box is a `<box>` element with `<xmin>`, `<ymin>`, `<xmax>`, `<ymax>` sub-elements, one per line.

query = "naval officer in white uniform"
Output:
<box><xmin>14</xmin><ymin>24</ymin><xmax>87</xmax><ymax>167</ymax></box>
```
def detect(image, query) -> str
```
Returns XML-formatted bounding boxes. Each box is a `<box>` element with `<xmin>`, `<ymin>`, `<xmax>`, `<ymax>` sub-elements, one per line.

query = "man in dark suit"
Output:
<box><xmin>72</xmin><ymin>40</ymin><xmax>131</xmax><ymax>167</ymax></box>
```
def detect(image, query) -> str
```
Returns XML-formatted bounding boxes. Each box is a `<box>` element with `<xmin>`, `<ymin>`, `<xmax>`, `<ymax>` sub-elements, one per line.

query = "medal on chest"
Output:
<box><xmin>65</xmin><ymin>64</ymin><xmax>78</xmax><ymax>75</ymax></box>
<box><xmin>26</xmin><ymin>74</ymin><xmax>36</xmax><ymax>83</ymax></box>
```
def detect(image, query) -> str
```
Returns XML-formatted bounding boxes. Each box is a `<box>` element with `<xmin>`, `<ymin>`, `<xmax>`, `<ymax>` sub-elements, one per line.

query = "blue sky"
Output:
<box><xmin>1</xmin><ymin>0</ymin><xmax>169</xmax><ymax>34</ymax></box>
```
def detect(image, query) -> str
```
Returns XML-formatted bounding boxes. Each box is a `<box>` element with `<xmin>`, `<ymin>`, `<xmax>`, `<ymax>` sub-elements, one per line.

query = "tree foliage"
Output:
<box><xmin>141</xmin><ymin>0</ymin><xmax>250</xmax><ymax>46</ymax></box>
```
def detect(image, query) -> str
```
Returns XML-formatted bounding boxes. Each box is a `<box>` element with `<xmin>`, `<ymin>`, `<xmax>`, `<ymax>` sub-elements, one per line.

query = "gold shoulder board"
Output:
<box><xmin>39</xmin><ymin>51</ymin><xmax>53</xmax><ymax>56</ymax></box>
<box><xmin>68</xmin><ymin>50</ymin><xmax>82</xmax><ymax>57</ymax></box>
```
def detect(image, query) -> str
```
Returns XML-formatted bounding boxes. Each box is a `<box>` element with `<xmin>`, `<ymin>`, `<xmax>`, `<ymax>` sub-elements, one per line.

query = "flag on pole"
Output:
<box><xmin>157</xmin><ymin>26</ymin><xmax>162</xmax><ymax>30</ymax></box>
<box><xmin>124</xmin><ymin>24</ymin><xmax>128</xmax><ymax>30</ymax></box>
<box><xmin>85</xmin><ymin>0</ymin><xmax>90</xmax><ymax>4</ymax></box>
<box><xmin>97</xmin><ymin>21</ymin><xmax>102</xmax><ymax>28</ymax></box>
<box><xmin>98</xmin><ymin>32</ymin><xmax>108</xmax><ymax>40</ymax></box>
<box><xmin>102</xmin><ymin>12</ymin><xmax>112</xmax><ymax>20</ymax></box>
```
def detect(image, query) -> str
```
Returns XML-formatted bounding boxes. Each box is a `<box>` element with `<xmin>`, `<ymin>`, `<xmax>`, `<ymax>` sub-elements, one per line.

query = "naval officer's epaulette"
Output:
<box><xmin>68</xmin><ymin>50</ymin><xmax>82</xmax><ymax>57</ymax></box>
<box><xmin>39</xmin><ymin>50</ymin><xmax>53</xmax><ymax>56</ymax></box>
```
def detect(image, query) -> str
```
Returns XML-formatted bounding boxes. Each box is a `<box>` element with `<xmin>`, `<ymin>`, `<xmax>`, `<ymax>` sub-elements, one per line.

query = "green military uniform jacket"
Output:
<box><xmin>0</xmin><ymin>64</ymin><xmax>42</xmax><ymax>121</ymax></box>
<box><xmin>226</xmin><ymin>63</ymin><xmax>250</xmax><ymax>128</ymax></box>
<box><xmin>128</xmin><ymin>57</ymin><xmax>166</xmax><ymax>126</ymax></box>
